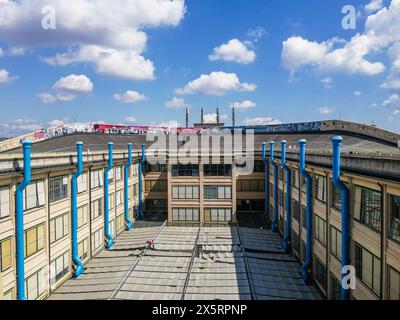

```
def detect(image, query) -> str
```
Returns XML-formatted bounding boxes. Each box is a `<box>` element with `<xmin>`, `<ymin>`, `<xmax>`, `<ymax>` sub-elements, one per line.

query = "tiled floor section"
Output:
<box><xmin>50</xmin><ymin>219</ymin><xmax>320</xmax><ymax>300</ymax></box>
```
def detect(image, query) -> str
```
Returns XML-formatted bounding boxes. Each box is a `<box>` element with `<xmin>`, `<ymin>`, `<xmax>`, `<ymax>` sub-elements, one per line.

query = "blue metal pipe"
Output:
<box><xmin>262</xmin><ymin>143</ymin><xmax>270</xmax><ymax>220</ymax></box>
<box><xmin>104</xmin><ymin>142</ymin><xmax>114</xmax><ymax>249</ymax></box>
<box><xmin>332</xmin><ymin>136</ymin><xmax>350</xmax><ymax>300</ymax></box>
<box><xmin>15</xmin><ymin>140</ymin><xmax>32</xmax><ymax>300</ymax></box>
<box><xmin>270</xmin><ymin>142</ymin><xmax>278</xmax><ymax>232</ymax></box>
<box><xmin>71</xmin><ymin>142</ymin><xmax>84</xmax><ymax>277</ymax></box>
<box><xmin>281</xmin><ymin>140</ymin><xmax>292</xmax><ymax>253</ymax></box>
<box><xmin>138</xmin><ymin>144</ymin><xmax>146</xmax><ymax>220</ymax></box>
<box><xmin>299</xmin><ymin>139</ymin><xmax>312</xmax><ymax>283</ymax></box>
<box><xmin>124</xmin><ymin>143</ymin><xmax>133</xmax><ymax>230</ymax></box>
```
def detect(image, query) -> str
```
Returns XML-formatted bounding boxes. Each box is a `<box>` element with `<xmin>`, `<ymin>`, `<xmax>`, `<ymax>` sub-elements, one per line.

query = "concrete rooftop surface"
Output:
<box><xmin>49</xmin><ymin>214</ymin><xmax>321</xmax><ymax>301</ymax></box>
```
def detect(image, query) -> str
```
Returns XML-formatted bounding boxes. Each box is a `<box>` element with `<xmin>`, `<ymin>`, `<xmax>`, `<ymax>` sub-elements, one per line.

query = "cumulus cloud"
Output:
<box><xmin>209</xmin><ymin>39</ymin><xmax>256</xmax><ymax>64</ymax></box>
<box><xmin>382</xmin><ymin>93</ymin><xmax>400</xmax><ymax>107</ymax></box>
<box><xmin>39</xmin><ymin>74</ymin><xmax>93</xmax><ymax>103</ymax></box>
<box><xmin>203</xmin><ymin>113</ymin><xmax>228</xmax><ymax>124</ymax></box>
<box><xmin>0</xmin><ymin>0</ymin><xmax>186</xmax><ymax>80</ymax></box>
<box><xmin>318</xmin><ymin>106</ymin><xmax>335</xmax><ymax>114</ymax></box>
<box><xmin>125</xmin><ymin>116</ymin><xmax>137</xmax><ymax>123</ymax></box>
<box><xmin>0</xmin><ymin>118</ymin><xmax>43</xmax><ymax>137</ymax></box>
<box><xmin>281</xmin><ymin>1</ymin><xmax>400</xmax><ymax>78</ymax></box>
<box><xmin>229</xmin><ymin>100</ymin><xmax>256</xmax><ymax>111</ymax></box>
<box><xmin>246</xmin><ymin>26</ymin><xmax>267</xmax><ymax>40</ymax></box>
<box><xmin>53</xmin><ymin>74</ymin><xmax>93</xmax><ymax>93</ymax></box>
<box><xmin>165</xmin><ymin>97</ymin><xmax>189</xmax><ymax>109</ymax></box>
<box><xmin>0</xmin><ymin>68</ymin><xmax>17</xmax><ymax>83</ymax></box>
<box><xmin>48</xmin><ymin>119</ymin><xmax>65</xmax><ymax>127</ymax></box>
<box><xmin>175</xmin><ymin>71</ymin><xmax>256</xmax><ymax>96</ymax></box>
<box><xmin>354</xmin><ymin>90</ymin><xmax>362</xmax><ymax>96</ymax></box>
<box><xmin>365</xmin><ymin>0</ymin><xmax>384</xmax><ymax>13</ymax></box>
<box><xmin>243</xmin><ymin>117</ymin><xmax>282</xmax><ymax>126</ymax></box>
<box><xmin>114</xmin><ymin>90</ymin><xmax>147</xmax><ymax>103</ymax></box>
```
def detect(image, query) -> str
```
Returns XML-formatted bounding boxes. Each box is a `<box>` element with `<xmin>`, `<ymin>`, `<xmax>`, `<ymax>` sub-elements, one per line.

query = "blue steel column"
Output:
<box><xmin>15</xmin><ymin>140</ymin><xmax>32</xmax><ymax>300</ymax></box>
<box><xmin>124</xmin><ymin>143</ymin><xmax>133</xmax><ymax>230</ymax></box>
<box><xmin>281</xmin><ymin>140</ymin><xmax>292</xmax><ymax>253</ymax></box>
<box><xmin>270</xmin><ymin>142</ymin><xmax>278</xmax><ymax>232</ymax></box>
<box><xmin>332</xmin><ymin>136</ymin><xmax>350</xmax><ymax>300</ymax></box>
<box><xmin>262</xmin><ymin>143</ymin><xmax>270</xmax><ymax>219</ymax></box>
<box><xmin>104</xmin><ymin>142</ymin><xmax>114</xmax><ymax>249</ymax></box>
<box><xmin>138</xmin><ymin>144</ymin><xmax>146</xmax><ymax>220</ymax></box>
<box><xmin>299</xmin><ymin>139</ymin><xmax>312</xmax><ymax>283</ymax></box>
<box><xmin>71</xmin><ymin>142</ymin><xmax>84</xmax><ymax>277</ymax></box>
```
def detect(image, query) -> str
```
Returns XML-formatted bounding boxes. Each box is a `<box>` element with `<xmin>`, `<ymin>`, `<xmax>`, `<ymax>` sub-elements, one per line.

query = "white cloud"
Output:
<box><xmin>229</xmin><ymin>100</ymin><xmax>256</xmax><ymax>111</ymax></box>
<box><xmin>0</xmin><ymin>118</ymin><xmax>43</xmax><ymax>137</ymax></box>
<box><xmin>382</xmin><ymin>93</ymin><xmax>400</xmax><ymax>107</ymax></box>
<box><xmin>165</xmin><ymin>97</ymin><xmax>189</xmax><ymax>109</ymax></box>
<box><xmin>114</xmin><ymin>90</ymin><xmax>147</xmax><ymax>103</ymax></box>
<box><xmin>365</xmin><ymin>0</ymin><xmax>384</xmax><ymax>13</ymax></box>
<box><xmin>321</xmin><ymin>77</ymin><xmax>333</xmax><ymax>88</ymax></box>
<box><xmin>38</xmin><ymin>92</ymin><xmax>76</xmax><ymax>104</ymax></box>
<box><xmin>393</xmin><ymin>109</ymin><xmax>400</xmax><ymax>114</ymax></box>
<box><xmin>281</xmin><ymin>1</ymin><xmax>400</xmax><ymax>78</ymax></box>
<box><xmin>203</xmin><ymin>113</ymin><xmax>228</xmax><ymax>124</ymax></box>
<box><xmin>0</xmin><ymin>47</ymin><xmax>3</xmax><ymax>57</ymax></box>
<box><xmin>0</xmin><ymin>68</ymin><xmax>17</xmax><ymax>83</ymax></box>
<box><xmin>209</xmin><ymin>39</ymin><xmax>256</xmax><ymax>64</ymax></box>
<box><xmin>318</xmin><ymin>106</ymin><xmax>335</xmax><ymax>114</ymax></box>
<box><xmin>246</xmin><ymin>26</ymin><xmax>267</xmax><ymax>40</ymax></box>
<box><xmin>354</xmin><ymin>90</ymin><xmax>362</xmax><ymax>96</ymax></box>
<box><xmin>48</xmin><ymin>119</ymin><xmax>65</xmax><ymax>127</ymax></box>
<box><xmin>175</xmin><ymin>71</ymin><xmax>256</xmax><ymax>96</ymax></box>
<box><xmin>125</xmin><ymin>116</ymin><xmax>137</xmax><ymax>123</ymax></box>
<box><xmin>53</xmin><ymin>74</ymin><xmax>93</xmax><ymax>93</ymax></box>
<box><xmin>0</xmin><ymin>0</ymin><xmax>186</xmax><ymax>80</ymax></box>
<box><xmin>243</xmin><ymin>117</ymin><xmax>282</xmax><ymax>126</ymax></box>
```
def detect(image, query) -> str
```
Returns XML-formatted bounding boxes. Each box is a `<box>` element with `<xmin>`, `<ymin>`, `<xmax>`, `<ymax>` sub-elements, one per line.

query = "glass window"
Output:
<box><xmin>354</xmin><ymin>242</ymin><xmax>381</xmax><ymax>296</ymax></box>
<box><xmin>0</xmin><ymin>186</ymin><xmax>10</xmax><ymax>219</ymax></box>
<box><xmin>331</xmin><ymin>181</ymin><xmax>348</xmax><ymax>211</ymax></box>
<box><xmin>389</xmin><ymin>195</ymin><xmax>400</xmax><ymax>243</ymax></box>
<box><xmin>91</xmin><ymin>228</ymin><xmax>103</xmax><ymax>252</ymax></box>
<box><xmin>115</xmin><ymin>166</ymin><xmax>123</xmax><ymax>181</ymax></box>
<box><xmin>388</xmin><ymin>266</ymin><xmax>400</xmax><ymax>300</ymax></box>
<box><xmin>91</xmin><ymin>198</ymin><xmax>103</xmax><ymax>220</ymax></box>
<box><xmin>314</xmin><ymin>257</ymin><xmax>327</xmax><ymax>290</ymax></box>
<box><xmin>315</xmin><ymin>175</ymin><xmax>327</xmax><ymax>203</ymax></box>
<box><xmin>144</xmin><ymin>162</ymin><xmax>167</xmax><ymax>173</ymax></box>
<box><xmin>354</xmin><ymin>186</ymin><xmax>382</xmax><ymax>232</ymax></box>
<box><xmin>204</xmin><ymin>186</ymin><xmax>232</xmax><ymax>199</ymax></box>
<box><xmin>25</xmin><ymin>224</ymin><xmax>45</xmax><ymax>258</ymax></box>
<box><xmin>50</xmin><ymin>251</ymin><xmax>70</xmax><ymax>286</ymax></box>
<box><xmin>314</xmin><ymin>214</ymin><xmax>326</xmax><ymax>246</ymax></box>
<box><xmin>172</xmin><ymin>164</ymin><xmax>199</xmax><ymax>177</ymax></box>
<box><xmin>25</xmin><ymin>268</ymin><xmax>45</xmax><ymax>300</ymax></box>
<box><xmin>204</xmin><ymin>208</ymin><xmax>232</xmax><ymax>222</ymax></box>
<box><xmin>116</xmin><ymin>189</ymin><xmax>123</xmax><ymax>207</ymax></box>
<box><xmin>172</xmin><ymin>186</ymin><xmax>200</xmax><ymax>199</ymax></box>
<box><xmin>145</xmin><ymin>199</ymin><xmax>168</xmax><ymax>212</ymax></box>
<box><xmin>49</xmin><ymin>176</ymin><xmax>68</xmax><ymax>203</ymax></box>
<box><xmin>291</xmin><ymin>231</ymin><xmax>300</xmax><ymax>255</ymax></box>
<box><xmin>78</xmin><ymin>238</ymin><xmax>88</xmax><ymax>261</ymax></box>
<box><xmin>292</xmin><ymin>199</ymin><xmax>299</xmax><ymax>221</ymax></box>
<box><xmin>77</xmin><ymin>205</ymin><xmax>88</xmax><ymax>228</ymax></box>
<box><xmin>292</xmin><ymin>170</ymin><xmax>300</xmax><ymax>189</ymax></box>
<box><xmin>77</xmin><ymin>172</ymin><xmax>87</xmax><ymax>193</ymax></box>
<box><xmin>90</xmin><ymin>169</ymin><xmax>103</xmax><ymax>189</ymax></box>
<box><xmin>23</xmin><ymin>180</ymin><xmax>45</xmax><ymax>211</ymax></box>
<box><xmin>133</xmin><ymin>183</ymin><xmax>138</xmax><ymax>198</ymax></box>
<box><xmin>50</xmin><ymin>212</ymin><xmax>69</xmax><ymax>244</ymax></box>
<box><xmin>330</xmin><ymin>273</ymin><xmax>342</xmax><ymax>300</ymax></box>
<box><xmin>237</xmin><ymin>200</ymin><xmax>265</xmax><ymax>212</ymax></box>
<box><xmin>172</xmin><ymin>208</ymin><xmax>200</xmax><ymax>222</ymax></box>
<box><xmin>330</xmin><ymin>226</ymin><xmax>342</xmax><ymax>261</ymax></box>
<box><xmin>204</xmin><ymin>164</ymin><xmax>231</xmax><ymax>177</ymax></box>
<box><xmin>145</xmin><ymin>180</ymin><xmax>167</xmax><ymax>192</ymax></box>
<box><xmin>0</xmin><ymin>238</ymin><xmax>12</xmax><ymax>271</ymax></box>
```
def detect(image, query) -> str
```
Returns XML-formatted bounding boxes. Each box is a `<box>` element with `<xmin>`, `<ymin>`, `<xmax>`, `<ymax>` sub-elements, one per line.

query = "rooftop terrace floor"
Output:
<box><xmin>49</xmin><ymin>214</ymin><xmax>321</xmax><ymax>300</ymax></box>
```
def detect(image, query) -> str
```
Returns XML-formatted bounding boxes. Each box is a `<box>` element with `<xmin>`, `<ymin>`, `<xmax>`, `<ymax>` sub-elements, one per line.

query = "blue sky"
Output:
<box><xmin>0</xmin><ymin>0</ymin><xmax>399</xmax><ymax>136</ymax></box>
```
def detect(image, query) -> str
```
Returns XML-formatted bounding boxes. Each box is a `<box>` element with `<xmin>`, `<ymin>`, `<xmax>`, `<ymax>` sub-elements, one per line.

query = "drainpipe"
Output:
<box><xmin>262</xmin><ymin>143</ymin><xmax>270</xmax><ymax>220</ymax></box>
<box><xmin>15</xmin><ymin>140</ymin><xmax>32</xmax><ymax>300</ymax></box>
<box><xmin>270</xmin><ymin>142</ymin><xmax>278</xmax><ymax>232</ymax></box>
<box><xmin>138</xmin><ymin>144</ymin><xmax>146</xmax><ymax>220</ymax></box>
<box><xmin>332</xmin><ymin>136</ymin><xmax>350</xmax><ymax>300</ymax></box>
<box><xmin>299</xmin><ymin>139</ymin><xmax>312</xmax><ymax>283</ymax></box>
<box><xmin>281</xmin><ymin>140</ymin><xmax>292</xmax><ymax>253</ymax></box>
<box><xmin>104</xmin><ymin>142</ymin><xmax>114</xmax><ymax>249</ymax></box>
<box><xmin>124</xmin><ymin>143</ymin><xmax>133</xmax><ymax>230</ymax></box>
<box><xmin>71</xmin><ymin>142</ymin><xmax>84</xmax><ymax>277</ymax></box>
